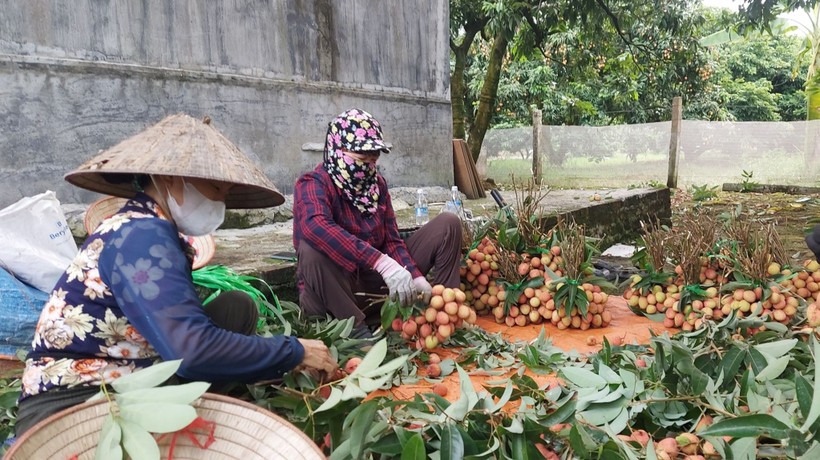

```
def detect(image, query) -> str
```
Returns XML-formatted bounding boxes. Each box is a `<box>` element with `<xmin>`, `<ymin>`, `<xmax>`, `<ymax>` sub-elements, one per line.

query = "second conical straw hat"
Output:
<box><xmin>65</xmin><ymin>113</ymin><xmax>284</xmax><ymax>209</ymax></box>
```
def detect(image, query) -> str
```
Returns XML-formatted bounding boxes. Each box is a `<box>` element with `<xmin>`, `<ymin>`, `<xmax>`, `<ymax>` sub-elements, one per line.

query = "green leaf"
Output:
<box><xmin>438</xmin><ymin>359</ymin><xmax>456</xmax><ymax>377</ymax></box>
<box><xmin>116</xmin><ymin>381</ymin><xmax>210</xmax><ymax>406</ymax></box>
<box><xmin>645</xmin><ymin>440</ymin><xmax>658</xmax><ymax>460</ymax></box>
<box><xmin>580</xmin><ymin>400</ymin><xmax>627</xmax><ymax>426</ymax></box>
<box><xmin>401</xmin><ymin>433</ymin><xmax>426</xmax><ymax>460</ymax></box>
<box><xmin>110</xmin><ymin>360</ymin><xmax>182</xmax><ymax>393</ymax></box>
<box><xmin>329</xmin><ymin>438</ymin><xmax>352</xmax><ymax>460</ymax></box>
<box><xmin>491</xmin><ymin>383</ymin><xmax>514</xmax><ymax>412</ymax></box>
<box><xmin>456</xmin><ymin>364</ymin><xmax>478</xmax><ymax>407</ymax></box>
<box><xmin>607</xmin><ymin>405</ymin><xmax>629</xmax><ymax>434</ymax></box>
<box><xmin>566</xmin><ymin>284</ymin><xmax>578</xmax><ymax>317</ymax></box>
<box><xmin>560</xmin><ymin>366</ymin><xmax>607</xmax><ymax>389</ymax></box>
<box><xmin>801</xmin><ymin>442</ymin><xmax>820</xmax><ymax>459</ymax></box>
<box><xmin>357</xmin><ymin>375</ymin><xmax>391</xmax><ymax>393</ymax></box>
<box><xmin>506</xmin><ymin>417</ymin><xmax>524</xmax><ymax>434</ymax></box>
<box><xmin>314</xmin><ymin>386</ymin><xmax>344</xmax><ymax>413</ymax></box>
<box><xmin>730</xmin><ymin>437</ymin><xmax>757</xmax><ymax>459</ymax></box>
<box><xmin>0</xmin><ymin>390</ymin><xmax>20</xmax><ymax>409</ymax></box>
<box><xmin>540</xmin><ymin>396</ymin><xmax>577</xmax><ymax>427</ymax></box>
<box><xmin>569</xmin><ymin>424</ymin><xmax>596</xmax><ymax>456</ymax></box>
<box><xmin>119</xmin><ymin>418</ymin><xmax>160</xmax><ymax>460</ymax></box>
<box><xmin>510</xmin><ymin>433</ymin><xmax>531</xmax><ymax>460</ymax></box>
<box><xmin>747</xmin><ymin>348</ymin><xmax>769</xmax><ymax>375</ymax></box>
<box><xmin>118</xmin><ymin>402</ymin><xmax>197</xmax><ymax>433</ymax></box>
<box><xmin>576</xmin><ymin>386</ymin><xmax>612</xmax><ymax>411</ymax></box>
<box><xmin>796</xmin><ymin>373</ymin><xmax>813</xmax><ymax>420</ymax></box>
<box><xmin>440</xmin><ymin>423</ymin><xmax>465</xmax><ymax>460</ymax></box>
<box><xmin>603</xmin><ymin>425</ymin><xmax>639</xmax><ymax>460</ymax></box>
<box><xmin>755</xmin><ymin>355</ymin><xmax>790</xmax><ymax>382</ymax></box>
<box><xmin>352</xmin><ymin>339</ymin><xmax>387</xmax><ymax>376</ymax></box>
<box><xmin>368</xmin><ymin>432</ymin><xmax>404</xmax><ymax>456</ymax></box>
<box><xmin>597</xmin><ymin>363</ymin><xmax>622</xmax><ymax>385</ymax></box>
<box><xmin>443</xmin><ymin>394</ymin><xmax>470</xmax><ymax>421</ymax></box>
<box><xmin>361</xmin><ymin>355</ymin><xmax>409</xmax><ymax>379</ymax></box>
<box><xmin>719</xmin><ymin>347</ymin><xmax>745</xmax><ymax>386</ymax></box>
<box><xmin>349</xmin><ymin>401</ymin><xmax>379</xmax><ymax>459</ymax></box>
<box><xmin>699</xmin><ymin>414</ymin><xmax>790</xmax><ymax>439</ymax></box>
<box><xmin>801</xmin><ymin>339</ymin><xmax>820</xmax><ymax>431</ymax></box>
<box><xmin>753</xmin><ymin>339</ymin><xmax>798</xmax><ymax>358</ymax></box>
<box><xmin>381</xmin><ymin>300</ymin><xmax>398</xmax><ymax>331</ymax></box>
<box><xmin>95</xmin><ymin>416</ymin><xmax>123</xmax><ymax>460</ymax></box>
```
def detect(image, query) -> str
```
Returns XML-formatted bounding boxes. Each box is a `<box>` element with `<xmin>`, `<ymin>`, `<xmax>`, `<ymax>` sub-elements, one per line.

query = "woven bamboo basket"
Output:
<box><xmin>84</xmin><ymin>196</ymin><xmax>216</xmax><ymax>270</ymax></box>
<box><xmin>4</xmin><ymin>393</ymin><xmax>325</xmax><ymax>459</ymax></box>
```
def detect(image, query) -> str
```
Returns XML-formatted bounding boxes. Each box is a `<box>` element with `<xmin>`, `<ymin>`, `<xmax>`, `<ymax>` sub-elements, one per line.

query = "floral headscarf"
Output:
<box><xmin>323</xmin><ymin>109</ymin><xmax>391</xmax><ymax>215</ymax></box>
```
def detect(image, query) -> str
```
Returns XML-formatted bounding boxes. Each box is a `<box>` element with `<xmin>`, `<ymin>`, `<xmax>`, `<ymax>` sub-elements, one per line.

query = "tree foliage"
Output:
<box><xmin>452</xmin><ymin>0</ymin><xmax>819</xmax><ymax>161</ymax></box>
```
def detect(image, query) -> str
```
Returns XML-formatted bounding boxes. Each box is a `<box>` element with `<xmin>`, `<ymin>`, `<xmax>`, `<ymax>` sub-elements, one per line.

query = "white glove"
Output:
<box><xmin>413</xmin><ymin>276</ymin><xmax>433</xmax><ymax>305</ymax></box>
<box><xmin>373</xmin><ymin>254</ymin><xmax>415</xmax><ymax>307</ymax></box>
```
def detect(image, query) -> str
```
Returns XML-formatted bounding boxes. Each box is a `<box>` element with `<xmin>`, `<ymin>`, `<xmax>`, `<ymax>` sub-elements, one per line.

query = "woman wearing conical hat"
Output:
<box><xmin>293</xmin><ymin>109</ymin><xmax>463</xmax><ymax>337</ymax></box>
<box><xmin>15</xmin><ymin>114</ymin><xmax>338</xmax><ymax>436</ymax></box>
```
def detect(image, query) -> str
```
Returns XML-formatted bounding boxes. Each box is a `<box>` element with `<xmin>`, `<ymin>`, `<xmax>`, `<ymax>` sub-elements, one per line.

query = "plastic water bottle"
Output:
<box><xmin>450</xmin><ymin>186</ymin><xmax>464</xmax><ymax>218</ymax></box>
<box><xmin>415</xmin><ymin>189</ymin><xmax>429</xmax><ymax>226</ymax></box>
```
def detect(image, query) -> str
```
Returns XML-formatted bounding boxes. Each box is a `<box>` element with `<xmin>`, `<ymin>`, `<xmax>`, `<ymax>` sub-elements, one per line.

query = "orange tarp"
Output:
<box><xmin>371</xmin><ymin>296</ymin><xmax>676</xmax><ymax>403</ymax></box>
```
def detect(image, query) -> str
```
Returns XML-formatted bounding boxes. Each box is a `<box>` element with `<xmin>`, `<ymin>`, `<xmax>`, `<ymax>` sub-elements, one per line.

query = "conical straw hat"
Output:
<box><xmin>65</xmin><ymin>113</ymin><xmax>284</xmax><ymax>209</ymax></box>
<box><xmin>5</xmin><ymin>393</ymin><xmax>325</xmax><ymax>459</ymax></box>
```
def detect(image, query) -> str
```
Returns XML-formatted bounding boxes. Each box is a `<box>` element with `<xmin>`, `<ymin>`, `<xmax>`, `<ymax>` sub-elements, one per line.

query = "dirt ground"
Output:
<box><xmin>670</xmin><ymin>189</ymin><xmax>820</xmax><ymax>265</ymax></box>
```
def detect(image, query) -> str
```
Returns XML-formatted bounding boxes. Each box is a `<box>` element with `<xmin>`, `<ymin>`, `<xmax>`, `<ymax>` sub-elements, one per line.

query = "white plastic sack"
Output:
<box><xmin>0</xmin><ymin>191</ymin><xmax>78</xmax><ymax>292</ymax></box>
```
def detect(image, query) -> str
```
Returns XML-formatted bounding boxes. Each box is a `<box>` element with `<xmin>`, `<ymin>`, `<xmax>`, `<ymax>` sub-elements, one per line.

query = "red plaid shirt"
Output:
<box><xmin>293</xmin><ymin>165</ymin><xmax>421</xmax><ymax>280</ymax></box>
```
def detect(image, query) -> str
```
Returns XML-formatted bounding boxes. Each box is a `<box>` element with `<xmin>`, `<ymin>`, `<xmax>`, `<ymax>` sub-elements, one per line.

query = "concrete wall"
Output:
<box><xmin>0</xmin><ymin>0</ymin><xmax>452</xmax><ymax>206</ymax></box>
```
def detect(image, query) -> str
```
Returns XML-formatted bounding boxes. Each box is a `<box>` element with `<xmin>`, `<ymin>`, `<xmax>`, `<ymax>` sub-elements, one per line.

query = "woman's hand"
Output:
<box><xmin>413</xmin><ymin>276</ymin><xmax>433</xmax><ymax>304</ymax></box>
<box><xmin>296</xmin><ymin>338</ymin><xmax>339</xmax><ymax>378</ymax></box>
<box><xmin>374</xmin><ymin>254</ymin><xmax>415</xmax><ymax>306</ymax></box>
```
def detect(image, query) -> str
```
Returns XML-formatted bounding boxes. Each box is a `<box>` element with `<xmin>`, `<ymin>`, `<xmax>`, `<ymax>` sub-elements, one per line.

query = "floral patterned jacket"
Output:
<box><xmin>21</xmin><ymin>193</ymin><xmax>304</xmax><ymax>400</ymax></box>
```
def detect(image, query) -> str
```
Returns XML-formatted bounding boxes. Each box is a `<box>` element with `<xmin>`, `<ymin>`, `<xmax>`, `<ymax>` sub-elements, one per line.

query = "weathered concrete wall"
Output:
<box><xmin>539</xmin><ymin>188</ymin><xmax>672</xmax><ymax>248</ymax></box>
<box><xmin>0</xmin><ymin>0</ymin><xmax>452</xmax><ymax>206</ymax></box>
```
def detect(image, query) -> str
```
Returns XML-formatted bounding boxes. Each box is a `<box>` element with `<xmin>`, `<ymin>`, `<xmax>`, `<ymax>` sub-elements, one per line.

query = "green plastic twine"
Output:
<box><xmin>682</xmin><ymin>284</ymin><xmax>708</xmax><ymax>299</ymax></box>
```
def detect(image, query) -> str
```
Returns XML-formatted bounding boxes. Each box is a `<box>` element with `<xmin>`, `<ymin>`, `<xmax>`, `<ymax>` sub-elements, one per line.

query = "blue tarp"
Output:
<box><xmin>0</xmin><ymin>268</ymin><xmax>47</xmax><ymax>358</ymax></box>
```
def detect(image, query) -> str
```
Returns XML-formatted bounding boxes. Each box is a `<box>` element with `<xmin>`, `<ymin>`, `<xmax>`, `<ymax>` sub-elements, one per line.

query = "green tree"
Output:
<box><xmin>452</xmin><ymin>0</ymin><xmax>713</xmax><ymax>162</ymax></box>
<box><xmin>452</xmin><ymin>0</ymin><xmax>818</xmax><ymax>163</ymax></box>
<box><xmin>721</xmin><ymin>32</ymin><xmax>805</xmax><ymax>120</ymax></box>
<box><xmin>697</xmin><ymin>25</ymin><xmax>805</xmax><ymax>121</ymax></box>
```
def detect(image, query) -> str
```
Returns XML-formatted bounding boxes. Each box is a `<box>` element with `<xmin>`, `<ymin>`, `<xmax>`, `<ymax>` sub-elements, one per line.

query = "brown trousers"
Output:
<box><xmin>297</xmin><ymin>213</ymin><xmax>463</xmax><ymax>327</ymax></box>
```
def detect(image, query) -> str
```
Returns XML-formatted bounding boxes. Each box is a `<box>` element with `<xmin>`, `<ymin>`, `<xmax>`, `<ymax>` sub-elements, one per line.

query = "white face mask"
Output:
<box><xmin>167</xmin><ymin>180</ymin><xmax>226</xmax><ymax>236</ymax></box>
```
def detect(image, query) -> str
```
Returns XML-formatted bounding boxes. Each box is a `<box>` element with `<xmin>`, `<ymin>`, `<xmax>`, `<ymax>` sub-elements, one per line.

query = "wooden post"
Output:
<box><xmin>667</xmin><ymin>96</ymin><xmax>682</xmax><ymax>189</ymax></box>
<box><xmin>532</xmin><ymin>109</ymin><xmax>542</xmax><ymax>185</ymax></box>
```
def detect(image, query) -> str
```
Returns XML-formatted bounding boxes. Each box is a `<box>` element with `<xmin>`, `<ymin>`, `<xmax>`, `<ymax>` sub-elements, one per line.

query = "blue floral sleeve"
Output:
<box><xmin>97</xmin><ymin>218</ymin><xmax>304</xmax><ymax>382</ymax></box>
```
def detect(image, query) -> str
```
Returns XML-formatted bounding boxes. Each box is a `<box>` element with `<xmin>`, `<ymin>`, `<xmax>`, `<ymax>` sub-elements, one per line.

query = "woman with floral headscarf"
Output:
<box><xmin>293</xmin><ymin>109</ymin><xmax>463</xmax><ymax>336</ymax></box>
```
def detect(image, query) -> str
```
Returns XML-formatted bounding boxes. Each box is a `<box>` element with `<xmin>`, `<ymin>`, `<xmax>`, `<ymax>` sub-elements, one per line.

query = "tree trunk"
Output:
<box><xmin>451</xmin><ymin>44</ymin><xmax>470</xmax><ymax>140</ymax></box>
<box><xmin>450</xmin><ymin>28</ymin><xmax>481</xmax><ymax>141</ymax></box>
<box><xmin>467</xmin><ymin>33</ymin><xmax>509</xmax><ymax>163</ymax></box>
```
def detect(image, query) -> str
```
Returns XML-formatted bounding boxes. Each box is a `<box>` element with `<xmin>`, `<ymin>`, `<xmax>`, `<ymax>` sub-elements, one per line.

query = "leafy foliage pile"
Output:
<box><xmin>257</xmin><ymin>298</ymin><xmax>820</xmax><ymax>459</ymax></box>
<box><xmin>6</xmin><ymin>253</ymin><xmax>820</xmax><ymax>459</ymax></box>
<box><xmin>0</xmin><ymin>372</ymin><xmax>19</xmax><ymax>455</ymax></box>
